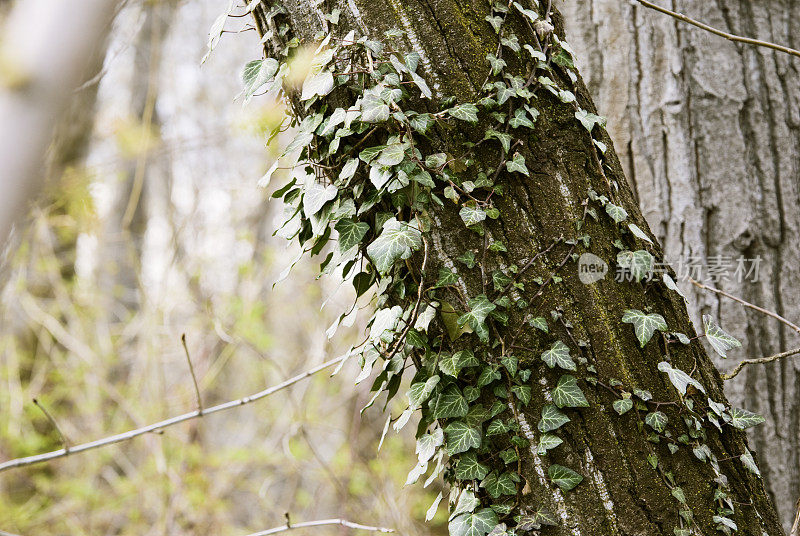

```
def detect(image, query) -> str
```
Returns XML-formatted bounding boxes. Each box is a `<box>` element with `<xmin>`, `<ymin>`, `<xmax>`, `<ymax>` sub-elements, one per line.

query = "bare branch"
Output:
<box><xmin>0</xmin><ymin>353</ymin><xmax>352</xmax><ymax>473</ymax></box>
<box><xmin>634</xmin><ymin>0</ymin><xmax>800</xmax><ymax>60</ymax></box>
<box><xmin>243</xmin><ymin>518</ymin><xmax>395</xmax><ymax>536</ymax></box>
<box><xmin>722</xmin><ymin>346</ymin><xmax>800</xmax><ymax>381</ymax></box>
<box><xmin>181</xmin><ymin>333</ymin><xmax>204</xmax><ymax>414</ymax></box>
<box><xmin>689</xmin><ymin>278</ymin><xmax>800</xmax><ymax>335</ymax></box>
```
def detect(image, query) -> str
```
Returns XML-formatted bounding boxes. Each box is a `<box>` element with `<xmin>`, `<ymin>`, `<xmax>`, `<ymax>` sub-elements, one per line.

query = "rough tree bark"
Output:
<box><xmin>250</xmin><ymin>1</ymin><xmax>784</xmax><ymax>534</ymax></box>
<box><xmin>562</xmin><ymin>2</ymin><xmax>800</xmax><ymax>530</ymax></box>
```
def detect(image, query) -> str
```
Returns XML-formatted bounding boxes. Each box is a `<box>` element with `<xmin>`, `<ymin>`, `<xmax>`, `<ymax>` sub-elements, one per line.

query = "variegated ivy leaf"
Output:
<box><xmin>369</xmin><ymin>306</ymin><xmax>402</xmax><ymax>343</ymax></box>
<box><xmin>407</xmin><ymin>375</ymin><xmax>440</xmax><ymax>408</ymax></box>
<box><xmin>366</xmin><ymin>217</ymin><xmax>422</xmax><ymax>274</ymax></box>
<box><xmin>241</xmin><ymin>58</ymin><xmax>279</xmax><ymax>103</ymax></box>
<box><xmin>445</xmin><ymin>420</ymin><xmax>482</xmax><ymax>455</ymax></box>
<box><xmin>457</xmin><ymin>295</ymin><xmax>496</xmax><ymax>342</ymax></box>
<box><xmin>728</xmin><ymin>407</ymin><xmax>765</xmax><ymax>430</ymax></box>
<box><xmin>425</xmin><ymin>492</ymin><xmax>443</xmax><ymax>522</ymax></box>
<box><xmin>530</xmin><ymin>316</ymin><xmax>548</xmax><ymax>332</ymax></box>
<box><xmin>414</xmin><ymin>304</ymin><xmax>438</xmax><ymax>332</ymax></box>
<box><xmin>303</xmin><ymin>182</ymin><xmax>338</xmax><ymax>218</ymax></box>
<box><xmin>484</xmin><ymin>129</ymin><xmax>512</xmax><ymax>153</ymax></box>
<box><xmin>455</xmin><ymin>452</ymin><xmax>490</xmax><ymax>480</ymax></box>
<box><xmin>416</xmin><ymin>428</ymin><xmax>444</xmax><ymax>464</ymax></box>
<box><xmin>605</xmin><ymin>203</ymin><xmax>628</xmax><ymax>223</ymax></box>
<box><xmin>616</xmin><ymin>250</ymin><xmax>654</xmax><ymax>282</ymax></box>
<box><xmin>511</xmin><ymin>385</ymin><xmax>532</xmax><ymax>406</ymax></box>
<box><xmin>509</xmin><ymin>108</ymin><xmax>534</xmax><ymax>129</ymax></box>
<box><xmin>449</xmin><ymin>509</ymin><xmax>498</xmax><ymax>536</ymax></box>
<box><xmin>622</xmin><ymin>309</ymin><xmax>668</xmax><ymax>347</ymax></box>
<box><xmin>538</xmin><ymin>404</ymin><xmax>570</xmax><ymax>432</ymax></box>
<box><xmin>657</xmin><ymin>361</ymin><xmax>706</xmax><ymax>395</ymax></box>
<box><xmin>438</xmin><ymin>350</ymin><xmax>480</xmax><ymax>377</ymax></box>
<box><xmin>481</xmin><ymin>471</ymin><xmax>517</xmax><ymax>498</ymax></box>
<box><xmin>740</xmin><ymin>450</ymin><xmax>761</xmax><ymax>475</ymax></box>
<box><xmin>486</xmin><ymin>53</ymin><xmax>506</xmax><ymax>76</ymax></box>
<box><xmin>702</xmin><ymin>314</ymin><xmax>741</xmax><ymax>358</ymax></box>
<box><xmin>552</xmin><ymin>374</ymin><xmax>589</xmax><ymax>408</ymax></box>
<box><xmin>301</xmin><ymin>70</ymin><xmax>334</xmax><ymax>101</ymax></box>
<box><xmin>448</xmin><ymin>103</ymin><xmax>479</xmax><ymax>123</ymax></box>
<box><xmin>613</xmin><ymin>398</ymin><xmax>633</xmax><ymax>415</ymax></box>
<box><xmin>505</xmin><ymin>153</ymin><xmax>529</xmax><ymax>176</ymax></box>
<box><xmin>334</xmin><ymin>219</ymin><xmax>369</xmax><ymax>253</ymax></box>
<box><xmin>451</xmin><ymin>489</ymin><xmax>480</xmax><ymax>519</ymax></box>
<box><xmin>627</xmin><ymin>223</ymin><xmax>653</xmax><ymax>243</ymax></box>
<box><xmin>537</xmin><ymin>433</ymin><xmax>563</xmax><ymax>454</ymax></box>
<box><xmin>339</xmin><ymin>157</ymin><xmax>359</xmax><ymax>181</ymax></box>
<box><xmin>547</xmin><ymin>464</ymin><xmax>583</xmax><ymax>491</ymax></box>
<box><xmin>378</xmin><ymin>142</ymin><xmax>408</xmax><ymax>166</ymax></box>
<box><xmin>360</xmin><ymin>90</ymin><xmax>390</xmax><ymax>123</ymax></box>
<box><xmin>487</xmin><ymin>523</ymin><xmax>508</xmax><ymax>536</ymax></box>
<box><xmin>460</xmin><ymin>203</ymin><xmax>487</xmax><ymax>227</ymax></box>
<box><xmin>430</xmin><ymin>385</ymin><xmax>469</xmax><ymax>419</ymax></box>
<box><xmin>644</xmin><ymin>411</ymin><xmax>668</xmax><ymax>433</ymax></box>
<box><xmin>541</xmin><ymin>340</ymin><xmax>576</xmax><ymax>370</ymax></box>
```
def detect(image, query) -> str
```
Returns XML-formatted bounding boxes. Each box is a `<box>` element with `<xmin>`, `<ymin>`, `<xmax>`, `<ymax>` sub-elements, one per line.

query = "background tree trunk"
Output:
<box><xmin>562</xmin><ymin>2</ymin><xmax>800</xmax><ymax>530</ymax></box>
<box><xmin>251</xmin><ymin>0</ymin><xmax>784</xmax><ymax>533</ymax></box>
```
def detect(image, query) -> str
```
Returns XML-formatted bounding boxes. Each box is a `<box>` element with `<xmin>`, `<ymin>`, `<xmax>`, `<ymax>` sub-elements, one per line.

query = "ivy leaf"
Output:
<box><xmin>449</xmin><ymin>509</ymin><xmax>498</xmax><ymax>536</ymax></box>
<box><xmin>457</xmin><ymin>295</ymin><xmax>496</xmax><ymax>342</ymax></box>
<box><xmin>548</xmin><ymin>464</ymin><xmax>583</xmax><ymax>491</ymax></box>
<box><xmin>482</xmin><ymin>472</ymin><xmax>517</xmax><ymax>498</ymax></box>
<box><xmin>530</xmin><ymin>317</ymin><xmax>548</xmax><ymax>332</ymax></box>
<box><xmin>508</xmin><ymin>108</ymin><xmax>534</xmax><ymax>129</ymax></box>
<box><xmin>616</xmin><ymin>250</ymin><xmax>654</xmax><ymax>282</ymax></box>
<box><xmin>657</xmin><ymin>361</ymin><xmax>706</xmax><ymax>395</ymax></box>
<box><xmin>552</xmin><ymin>374</ymin><xmax>589</xmax><ymax>408</ymax></box>
<box><xmin>627</xmin><ymin>223</ymin><xmax>653</xmax><ymax>244</ymax></box>
<box><xmin>407</xmin><ymin>375</ymin><xmax>441</xmax><ymax>408</ymax></box>
<box><xmin>241</xmin><ymin>58</ymin><xmax>279</xmax><ymax>102</ymax></box>
<box><xmin>538</xmin><ymin>404</ymin><xmax>570</xmax><ymax>432</ymax></box>
<box><xmin>438</xmin><ymin>350</ymin><xmax>479</xmax><ymax>377</ymax></box>
<box><xmin>303</xmin><ymin>182</ymin><xmax>338</xmax><ymax>218</ymax></box>
<box><xmin>486</xmin><ymin>54</ymin><xmax>507</xmax><ymax>76</ymax></box>
<box><xmin>455</xmin><ymin>452</ymin><xmax>490</xmax><ymax>480</ymax></box>
<box><xmin>451</xmin><ymin>489</ymin><xmax>480</xmax><ymax>519</ymax></box>
<box><xmin>378</xmin><ymin>143</ymin><xmax>408</xmax><ymax>167</ymax></box>
<box><xmin>645</xmin><ymin>411</ymin><xmax>668</xmax><ymax>433</ymax></box>
<box><xmin>339</xmin><ymin>158</ymin><xmax>359</xmax><ymax>181</ymax></box>
<box><xmin>605</xmin><ymin>203</ymin><xmax>628</xmax><ymax>223</ymax></box>
<box><xmin>511</xmin><ymin>385</ymin><xmax>532</xmax><ymax>406</ymax></box>
<box><xmin>505</xmin><ymin>153</ymin><xmax>529</xmax><ymax>176</ymax></box>
<box><xmin>366</xmin><ymin>217</ymin><xmax>422</xmax><ymax>273</ymax></box>
<box><xmin>574</xmin><ymin>109</ymin><xmax>605</xmax><ymax>132</ymax></box>
<box><xmin>426</xmin><ymin>492</ymin><xmax>443</xmax><ymax>522</ymax></box>
<box><xmin>430</xmin><ymin>385</ymin><xmax>469</xmax><ymax>419</ymax></box>
<box><xmin>334</xmin><ymin>219</ymin><xmax>369</xmax><ymax>253</ymax></box>
<box><xmin>541</xmin><ymin>340</ymin><xmax>576</xmax><ymax>371</ymax></box>
<box><xmin>484</xmin><ymin>129</ymin><xmax>512</xmax><ymax>153</ymax></box>
<box><xmin>448</xmin><ymin>103</ymin><xmax>479</xmax><ymax>123</ymax></box>
<box><xmin>703</xmin><ymin>315</ymin><xmax>741</xmax><ymax>358</ymax></box>
<box><xmin>622</xmin><ymin>309</ymin><xmax>667</xmax><ymax>347</ymax></box>
<box><xmin>728</xmin><ymin>407</ymin><xmax>765</xmax><ymax>430</ymax></box>
<box><xmin>537</xmin><ymin>433</ymin><xmax>563</xmax><ymax>454</ymax></box>
<box><xmin>416</xmin><ymin>428</ymin><xmax>444</xmax><ymax>464</ymax></box>
<box><xmin>460</xmin><ymin>203</ymin><xmax>487</xmax><ymax>227</ymax></box>
<box><xmin>301</xmin><ymin>70</ymin><xmax>335</xmax><ymax>101</ymax></box>
<box><xmin>445</xmin><ymin>421</ymin><xmax>482</xmax><ymax>455</ymax></box>
<box><xmin>740</xmin><ymin>450</ymin><xmax>761</xmax><ymax>476</ymax></box>
<box><xmin>613</xmin><ymin>398</ymin><xmax>633</xmax><ymax>415</ymax></box>
<box><xmin>410</xmin><ymin>113</ymin><xmax>434</xmax><ymax>133</ymax></box>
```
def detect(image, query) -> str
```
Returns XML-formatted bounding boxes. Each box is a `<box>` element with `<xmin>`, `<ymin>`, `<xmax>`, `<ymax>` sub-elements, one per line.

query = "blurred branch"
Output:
<box><xmin>0</xmin><ymin>353</ymin><xmax>352</xmax><ymax>473</ymax></box>
<box><xmin>723</xmin><ymin>346</ymin><xmax>800</xmax><ymax>380</ymax></box>
<box><xmin>634</xmin><ymin>0</ymin><xmax>800</xmax><ymax>60</ymax></box>
<box><xmin>689</xmin><ymin>278</ymin><xmax>800</xmax><ymax>335</ymax></box>
<box><xmin>181</xmin><ymin>333</ymin><xmax>204</xmax><ymax>414</ymax></box>
<box><xmin>243</xmin><ymin>517</ymin><xmax>395</xmax><ymax>536</ymax></box>
<box><xmin>32</xmin><ymin>398</ymin><xmax>72</xmax><ymax>451</ymax></box>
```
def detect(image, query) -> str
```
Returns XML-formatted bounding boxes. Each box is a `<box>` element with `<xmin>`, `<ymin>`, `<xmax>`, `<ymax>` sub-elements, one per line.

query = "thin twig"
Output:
<box><xmin>635</xmin><ymin>0</ymin><xmax>800</xmax><ymax>60</ymax></box>
<box><xmin>722</xmin><ymin>346</ymin><xmax>800</xmax><ymax>381</ymax></box>
<box><xmin>32</xmin><ymin>399</ymin><xmax>71</xmax><ymax>452</ymax></box>
<box><xmin>181</xmin><ymin>333</ymin><xmax>204</xmax><ymax>414</ymax></box>
<box><xmin>0</xmin><ymin>530</ymin><xmax>23</xmax><ymax>536</ymax></box>
<box><xmin>243</xmin><ymin>518</ymin><xmax>395</xmax><ymax>536</ymax></box>
<box><xmin>689</xmin><ymin>278</ymin><xmax>800</xmax><ymax>335</ymax></box>
<box><xmin>0</xmin><ymin>353</ymin><xmax>352</xmax><ymax>473</ymax></box>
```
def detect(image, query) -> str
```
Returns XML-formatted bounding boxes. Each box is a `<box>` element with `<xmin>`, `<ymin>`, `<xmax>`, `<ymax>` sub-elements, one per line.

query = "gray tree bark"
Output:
<box><xmin>563</xmin><ymin>2</ymin><xmax>800</xmax><ymax>530</ymax></box>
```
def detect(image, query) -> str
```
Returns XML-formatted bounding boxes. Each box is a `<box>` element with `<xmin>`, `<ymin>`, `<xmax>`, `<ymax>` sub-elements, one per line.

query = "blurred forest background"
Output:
<box><xmin>0</xmin><ymin>0</ymin><xmax>439</xmax><ymax>534</ymax></box>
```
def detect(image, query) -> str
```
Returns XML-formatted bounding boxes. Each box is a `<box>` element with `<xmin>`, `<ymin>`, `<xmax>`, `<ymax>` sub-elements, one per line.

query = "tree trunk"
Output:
<box><xmin>250</xmin><ymin>1</ymin><xmax>784</xmax><ymax>534</ymax></box>
<box><xmin>562</xmin><ymin>2</ymin><xmax>800</xmax><ymax>530</ymax></box>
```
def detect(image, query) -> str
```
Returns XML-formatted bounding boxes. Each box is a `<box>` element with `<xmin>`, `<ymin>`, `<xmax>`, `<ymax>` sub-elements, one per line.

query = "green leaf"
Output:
<box><xmin>541</xmin><ymin>340</ymin><xmax>576</xmax><ymax>370</ymax></box>
<box><xmin>605</xmin><ymin>203</ymin><xmax>628</xmax><ymax>223</ymax></box>
<box><xmin>482</xmin><ymin>472</ymin><xmax>517</xmax><ymax>498</ymax></box>
<box><xmin>728</xmin><ymin>407</ymin><xmax>765</xmax><ymax>430</ymax></box>
<box><xmin>366</xmin><ymin>217</ymin><xmax>422</xmax><ymax>273</ymax></box>
<box><xmin>301</xmin><ymin>70</ymin><xmax>335</xmax><ymax>101</ymax></box>
<box><xmin>430</xmin><ymin>385</ymin><xmax>469</xmax><ymax>419</ymax></box>
<box><xmin>410</xmin><ymin>113</ymin><xmax>434</xmax><ymax>133</ymax></box>
<box><xmin>703</xmin><ymin>315</ymin><xmax>741</xmax><ymax>358</ymax></box>
<box><xmin>627</xmin><ymin>223</ymin><xmax>653</xmax><ymax>243</ymax></box>
<box><xmin>548</xmin><ymin>464</ymin><xmax>583</xmax><ymax>491</ymax></box>
<box><xmin>622</xmin><ymin>309</ymin><xmax>667</xmax><ymax>347</ymax></box>
<box><xmin>448</xmin><ymin>103</ymin><xmax>479</xmax><ymax>123</ymax></box>
<box><xmin>657</xmin><ymin>361</ymin><xmax>706</xmax><ymax>396</ymax></box>
<box><xmin>378</xmin><ymin>143</ymin><xmax>408</xmax><ymax>167</ymax></box>
<box><xmin>460</xmin><ymin>203</ymin><xmax>487</xmax><ymax>227</ymax></box>
<box><xmin>438</xmin><ymin>350</ymin><xmax>479</xmax><ymax>377</ymax></box>
<box><xmin>415</xmin><ymin>428</ymin><xmax>443</xmax><ymax>465</ymax></box>
<box><xmin>574</xmin><ymin>109</ymin><xmax>605</xmax><ymax>132</ymax></box>
<box><xmin>407</xmin><ymin>375</ymin><xmax>440</xmax><ymax>408</ymax></box>
<box><xmin>445</xmin><ymin>421</ymin><xmax>482</xmax><ymax>455</ymax></box>
<box><xmin>334</xmin><ymin>219</ymin><xmax>369</xmax><ymax>253</ymax></box>
<box><xmin>511</xmin><ymin>385</ymin><xmax>532</xmax><ymax>406</ymax></box>
<box><xmin>339</xmin><ymin>158</ymin><xmax>359</xmax><ymax>181</ymax></box>
<box><xmin>241</xmin><ymin>58</ymin><xmax>279</xmax><ymax>102</ymax></box>
<box><xmin>616</xmin><ymin>250</ymin><xmax>654</xmax><ymax>282</ymax></box>
<box><xmin>537</xmin><ymin>433</ymin><xmax>563</xmax><ymax>454</ymax></box>
<box><xmin>530</xmin><ymin>317</ymin><xmax>548</xmax><ymax>332</ymax></box>
<box><xmin>509</xmin><ymin>108</ymin><xmax>534</xmax><ymax>129</ymax></box>
<box><xmin>613</xmin><ymin>398</ymin><xmax>633</xmax><ymax>415</ymax></box>
<box><xmin>505</xmin><ymin>153</ymin><xmax>529</xmax><ymax>176</ymax></box>
<box><xmin>457</xmin><ymin>295</ymin><xmax>496</xmax><ymax>342</ymax></box>
<box><xmin>552</xmin><ymin>374</ymin><xmax>589</xmax><ymax>408</ymax></box>
<box><xmin>451</xmin><ymin>489</ymin><xmax>480</xmax><ymax>518</ymax></box>
<box><xmin>486</xmin><ymin>419</ymin><xmax>510</xmax><ymax>436</ymax></box>
<box><xmin>455</xmin><ymin>452</ymin><xmax>490</xmax><ymax>480</ymax></box>
<box><xmin>645</xmin><ymin>411</ymin><xmax>668</xmax><ymax>433</ymax></box>
<box><xmin>449</xmin><ymin>509</ymin><xmax>498</xmax><ymax>536</ymax></box>
<box><xmin>436</xmin><ymin>267</ymin><xmax>460</xmax><ymax>288</ymax></box>
<box><xmin>740</xmin><ymin>450</ymin><xmax>760</xmax><ymax>476</ymax></box>
<box><xmin>538</xmin><ymin>404</ymin><xmax>570</xmax><ymax>432</ymax></box>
